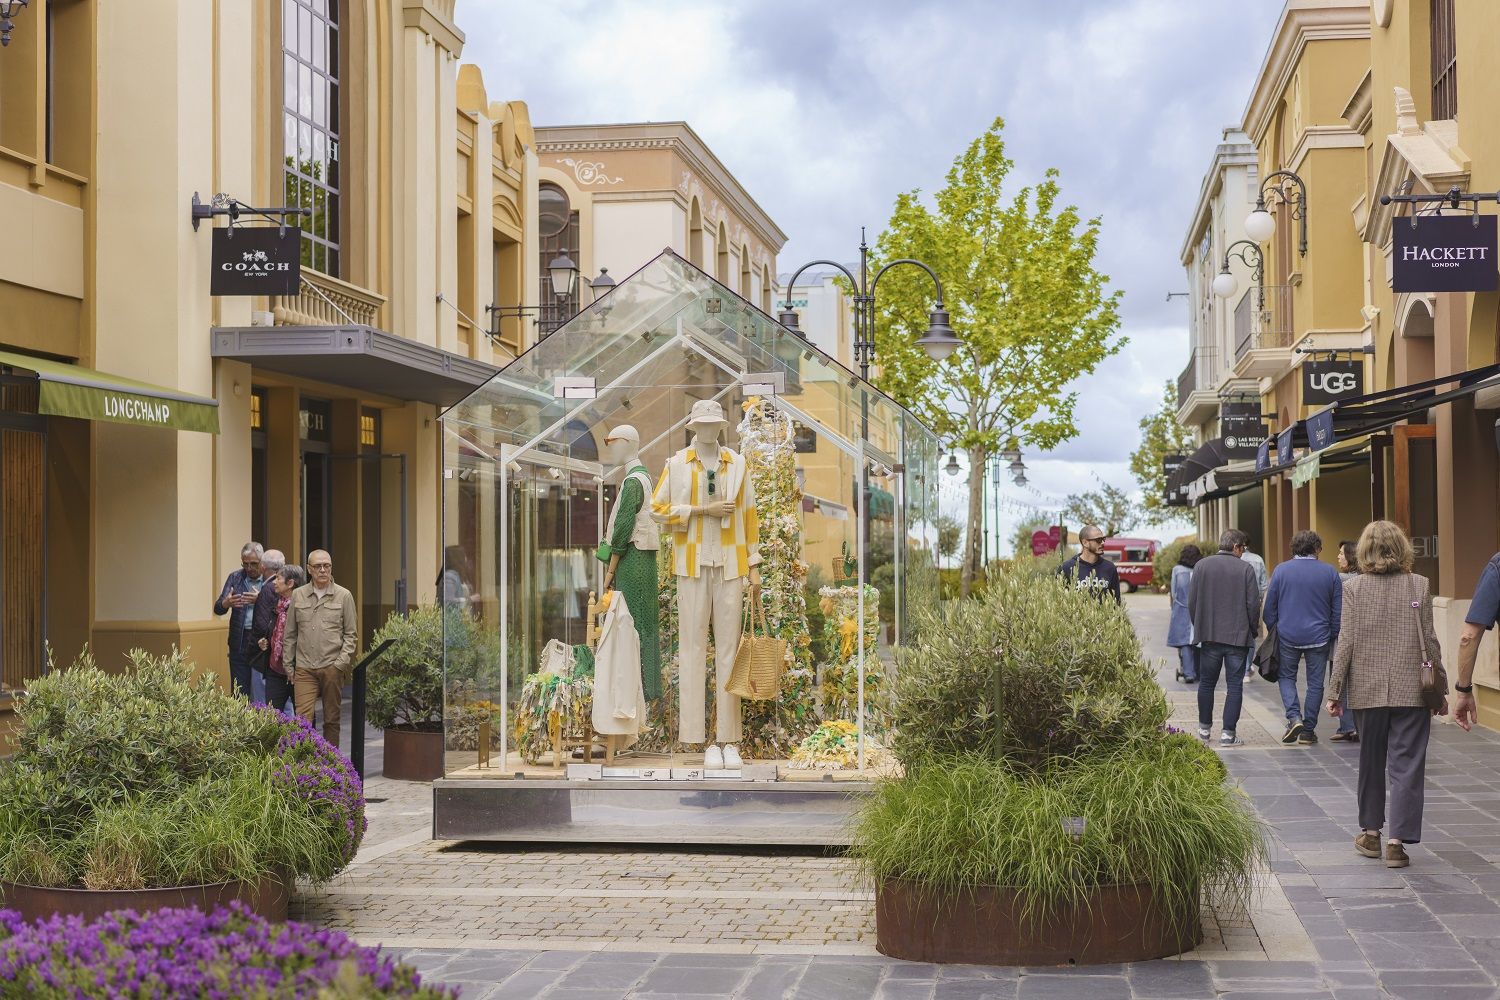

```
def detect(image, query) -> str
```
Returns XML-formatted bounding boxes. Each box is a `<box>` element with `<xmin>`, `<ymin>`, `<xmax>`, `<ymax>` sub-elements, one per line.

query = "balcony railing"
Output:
<box><xmin>272</xmin><ymin>270</ymin><xmax>387</xmax><ymax>328</ymax></box>
<box><xmin>1233</xmin><ymin>284</ymin><xmax>1294</xmax><ymax>363</ymax></box>
<box><xmin>1177</xmin><ymin>347</ymin><xmax>1221</xmax><ymax>404</ymax></box>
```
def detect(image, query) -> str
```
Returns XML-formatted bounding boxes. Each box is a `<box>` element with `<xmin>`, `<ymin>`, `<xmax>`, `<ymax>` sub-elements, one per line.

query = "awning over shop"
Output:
<box><xmin>0</xmin><ymin>350</ymin><xmax>220</xmax><ymax>433</ymax></box>
<box><xmin>1307</xmin><ymin>361</ymin><xmax>1500</xmax><ymax>453</ymax></box>
<box><xmin>211</xmin><ymin>325</ymin><xmax>500</xmax><ymax>408</ymax></box>
<box><xmin>1169</xmin><ymin>438</ymin><xmax>1229</xmax><ymax>496</ymax></box>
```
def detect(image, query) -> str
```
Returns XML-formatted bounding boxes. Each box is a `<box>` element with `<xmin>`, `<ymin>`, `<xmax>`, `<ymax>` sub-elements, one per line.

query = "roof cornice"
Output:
<box><xmin>1342</xmin><ymin>68</ymin><xmax>1375</xmax><ymax>134</ymax></box>
<box><xmin>1242</xmin><ymin>1</ymin><xmax>1372</xmax><ymax>144</ymax></box>
<box><xmin>1180</xmin><ymin>135</ymin><xmax>1260</xmax><ymax>263</ymax></box>
<box><xmin>535</xmin><ymin>122</ymin><xmax>788</xmax><ymax>249</ymax></box>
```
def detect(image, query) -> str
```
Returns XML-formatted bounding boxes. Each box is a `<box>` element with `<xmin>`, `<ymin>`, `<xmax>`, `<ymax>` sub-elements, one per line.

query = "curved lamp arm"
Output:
<box><xmin>869</xmin><ymin>257</ymin><xmax>947</xmax><ymax>307</ymax></box>
<box><xmin>780</xmin><ymin>259</ymin><xmax>862</xmax><ymax>303</ymax></box>
<box><xmin>1221</xmin><ymin>239</ymin><xmax>1266</xmax><ymax>309</ymax></box>
<box><xmin>1257</xmin><ymin>169</ymin><xmax>1308</xmax><ymax>256</ymax></box>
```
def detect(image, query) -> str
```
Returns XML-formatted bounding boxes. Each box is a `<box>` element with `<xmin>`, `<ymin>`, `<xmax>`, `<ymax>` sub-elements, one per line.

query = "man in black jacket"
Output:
<box><xmin>1058</xmin><ymin>525</ymin><xmax>1121</xmax><ymax>604</ymax></box>
<box><xmin>1188</xmin><ymin>529</ymin><xmax>1262</xmax><ymax>747</ymax></box>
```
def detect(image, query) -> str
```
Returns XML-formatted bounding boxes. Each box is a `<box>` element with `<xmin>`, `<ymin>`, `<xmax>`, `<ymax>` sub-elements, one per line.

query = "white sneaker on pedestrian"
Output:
<box><xmin>703</xmin><ymin>744</ymin><xmax>724</xmax><ymax>769</ymax></box>
<box><xmin>1220</xmin><ymin>731</ymin><xmax>1239</xmax><ymax>747</ymax></box>
<box><xmin>722</xmin><ymin>744</ymin><xmax>743</xmax><ymax>768</ymax></box>
<box><xmin>1197</xmin><ymin>727</ymin><xmax>1212</xmax><ymax>741</ymax></box>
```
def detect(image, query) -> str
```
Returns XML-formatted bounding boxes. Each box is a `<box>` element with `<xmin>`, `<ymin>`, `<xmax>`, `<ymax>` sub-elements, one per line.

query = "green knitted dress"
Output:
<box><xmin>596</xmin><ymin>469</ymin><xmax>662</xmax><ymax>701</ymax></box>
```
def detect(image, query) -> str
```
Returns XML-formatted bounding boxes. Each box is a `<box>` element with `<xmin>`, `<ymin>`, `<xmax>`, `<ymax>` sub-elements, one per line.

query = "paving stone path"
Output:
<box><xmin>296</xmin><ymin>595</ymin><xmax>1500</xmax><ymax>998</ymax></box>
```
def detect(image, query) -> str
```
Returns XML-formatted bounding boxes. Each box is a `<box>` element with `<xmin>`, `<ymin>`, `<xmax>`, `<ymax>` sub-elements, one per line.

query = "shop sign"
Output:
<box><xmin>1306</xmin><ymin>407</ymin><xmax>1336</xmax><ymax>452</ymax></box>
<box><xmin>1392</xmin><ymin>215</ymin><xmax>1498</xmax><ymax>293</ymax></box>
<box><xmin>210</xmin><ymin>226</ymin><xmax>301</xmax><ymax>296</ymax></box>
<box><xmin>299</xmin><ymin>398</ymin><xmax>331</xmax><ymax>443</ymax></box>
<box><xmin>1302</xmin><ymin>360</ymin><xmax>1365</xmax><ymax>406</ymax></box>
<box><xmin>1163</xmin><ymin>454</ymin><xmax>1188</xmax><ymax>507</ymax></box>
<box><xmin>1220</xmin><ymin>401</ymin><xmax>1264</xmax><ymax>459</ymax></box>
<box><xmin>1030</xmin><ymin>526</ymin><xmax>1062</xmax><ymax>556</ymax></box>
<box><xmin>1276</xmin><ymin>426</ymin><xmax>1295</xmax><ymax>467</ymax></box>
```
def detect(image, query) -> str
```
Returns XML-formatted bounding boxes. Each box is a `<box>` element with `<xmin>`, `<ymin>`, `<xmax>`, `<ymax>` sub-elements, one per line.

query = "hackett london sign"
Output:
<box><xmin>1302</xmin><ymin>360</ymin><xmax>1365</xmax><ymax>406</ymax></box>
<box><xmin>210</xmin><ymin>226</ymin><xmax>301</xmax><ymax>295</ymax></box>
<box><xmin>1392</xmin><ymin>215</ymin><xmax>1498</xmax><ymax>293</ymax></box>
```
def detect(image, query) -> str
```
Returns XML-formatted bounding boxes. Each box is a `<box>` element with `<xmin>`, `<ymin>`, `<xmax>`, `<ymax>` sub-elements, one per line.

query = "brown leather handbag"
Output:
<box><xmin>1412</xmin><ymin>577</ymin><xmax>1447</xmax><ymax>713</ymax></box>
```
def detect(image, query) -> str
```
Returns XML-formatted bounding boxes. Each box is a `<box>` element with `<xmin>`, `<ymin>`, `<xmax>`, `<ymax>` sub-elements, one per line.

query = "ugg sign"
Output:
<box><xmin>1392</xmin><ymin>214</ymin><xmax>1498</xmax><ymax>293</ymax></box>
<box><xmin>210</xmin><ymin>226</ymin><xmax>302</xmax><ymax>296</ymax></box>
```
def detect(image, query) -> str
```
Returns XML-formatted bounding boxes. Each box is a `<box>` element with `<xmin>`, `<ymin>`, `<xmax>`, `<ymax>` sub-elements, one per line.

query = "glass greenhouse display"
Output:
<box><xmin>439</xmin><ymin>250</ymin><xmax>939</xmax><ymax>780</ymax></box>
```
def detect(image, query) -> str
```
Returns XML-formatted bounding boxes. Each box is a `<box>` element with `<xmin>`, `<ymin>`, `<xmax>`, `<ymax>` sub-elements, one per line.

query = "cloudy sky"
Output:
<box><xmin>462</xmin><ymin>0</ymin><xmax>1287</xmax><ymax>551</ymax></box>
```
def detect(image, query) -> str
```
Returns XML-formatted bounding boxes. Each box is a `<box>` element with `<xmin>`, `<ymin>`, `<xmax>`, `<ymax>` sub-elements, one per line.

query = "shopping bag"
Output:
<box><xmin>726</xmin><ymin>602</ymin><xmax>787</xmax><ymax>700</ymax></box>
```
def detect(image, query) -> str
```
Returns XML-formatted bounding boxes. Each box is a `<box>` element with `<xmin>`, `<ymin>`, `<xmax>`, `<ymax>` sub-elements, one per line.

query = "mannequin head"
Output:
<box><xmin>603</xmin><ymin>425</ymin><xmax>641</xmax><ymax>468</ymax></box>
<box><xmin>685</xmin><ymin>399</ymin><xmax>728</xmax><ymax>450</ymax></box>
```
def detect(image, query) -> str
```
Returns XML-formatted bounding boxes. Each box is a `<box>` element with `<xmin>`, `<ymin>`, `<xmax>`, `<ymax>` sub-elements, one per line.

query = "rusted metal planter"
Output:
<box><xmin>0</xmin><ymin>875</ymin><xmax>289</xmax><ymax>923</ymax></box>
<box><xmin>382</xmin><ymin>725</ymin><xmax>445</xmax><ymax>782</ymax></box>
<box><xmin>875</xmin><ymin>878</ymin><xmax>1201</xmax><ymax>965</ymax></box>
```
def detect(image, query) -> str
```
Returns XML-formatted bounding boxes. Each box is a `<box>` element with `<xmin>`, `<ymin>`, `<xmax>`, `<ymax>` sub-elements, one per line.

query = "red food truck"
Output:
<box><xmin>1100</xmin><ymin>537</ymin><xmax>1159</xmax><ymax>593</ymax></box>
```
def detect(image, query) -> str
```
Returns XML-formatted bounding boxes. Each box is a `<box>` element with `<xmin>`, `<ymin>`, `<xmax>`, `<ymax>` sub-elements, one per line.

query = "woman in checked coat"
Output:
<box><xmin>1326</xmin><ymin>520</ymin><xmax>1449</xmax><ymax>870</ymax></box>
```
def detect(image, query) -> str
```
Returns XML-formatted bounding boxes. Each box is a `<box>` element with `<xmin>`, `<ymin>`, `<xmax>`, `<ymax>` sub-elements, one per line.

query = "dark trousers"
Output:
<box><xmin>227</xmin><ymin>647</ymin><xmax>253</xmax><ymax>700</ymax></box>
<box><xmin>1355</xmin><ymin>706</ymin><xmax>1431</xmax><ymax>843</ymax></box>
<box><xmin>265</xmin><ymin>671</ymin><xmax>294</xmax><ymax>714</ymax></box>
<box><xmin>1198</xmin><ymin>642</ymin><xmax>1248</xmax><ymax>733</ymax></box>
<box><xmin>1176</xmin><ymin>645</ymin><xmax>1199</xmax><ymax>681</ymax></box>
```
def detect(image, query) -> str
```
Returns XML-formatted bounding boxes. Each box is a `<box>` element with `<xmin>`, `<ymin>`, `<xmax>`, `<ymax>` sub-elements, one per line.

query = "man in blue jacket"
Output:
<box><xmin>1262</xmin><ymin>530</ymin><xmax>1342</xmax><ymax>746</ymax></box>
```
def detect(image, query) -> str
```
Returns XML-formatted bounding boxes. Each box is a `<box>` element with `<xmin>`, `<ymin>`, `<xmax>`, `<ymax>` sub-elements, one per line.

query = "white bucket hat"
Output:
<box><xmin>685</xmin><ymin>398</ymin><xmax>728</xmax><ymax>431</ymax></box>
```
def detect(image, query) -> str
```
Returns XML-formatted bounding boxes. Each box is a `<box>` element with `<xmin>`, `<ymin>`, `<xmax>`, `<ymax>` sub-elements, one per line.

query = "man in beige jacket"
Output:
<box><xmin>283</xmin><ymin>549</ymin><xmax>358</xmax><ymax>747</ymax></box>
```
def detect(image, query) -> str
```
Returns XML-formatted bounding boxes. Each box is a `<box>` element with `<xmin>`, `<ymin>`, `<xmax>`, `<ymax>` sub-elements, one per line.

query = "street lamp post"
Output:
<box><xmin>1212</xmin><ymin>239</ymin><xmax>1265</xmax><ymax>308</ymax></box>
<box><xmin>1245</xmin><ymin>169</ymin><xmax>1308</xmax><ymax>256</ymax></box>
<box><xmin>777</xmin><ymin>228</ymin><xmax>956</xmax><ymax>381</ymax></box>
<box><xmin>0</xmin><ymin>0</ymin><xmax>28</xmax><ymax>47</ymax></box>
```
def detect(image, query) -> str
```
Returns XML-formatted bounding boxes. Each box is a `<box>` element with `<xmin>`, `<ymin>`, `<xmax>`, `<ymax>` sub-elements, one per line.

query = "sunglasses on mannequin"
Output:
<box><xmin>706</xmin><ymin>469</ymin><xmax>717</xmax><ymax>497</ymax></box>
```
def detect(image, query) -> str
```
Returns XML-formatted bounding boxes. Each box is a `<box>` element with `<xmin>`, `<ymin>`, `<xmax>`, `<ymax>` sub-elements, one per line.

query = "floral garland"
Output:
<box><xmin>817</xmin><ymin>583</ymin><xmax>889</xmax><ymax>734</ymax></box>
<box><xmin>788</xmin><ymin>719</ymin><xmax>895</xmax><ymax>771</ymax></box>
<box><xmin>512</xmin><ymin>671</ymin><xmax>593</xmax><ymax>765</ymax></box>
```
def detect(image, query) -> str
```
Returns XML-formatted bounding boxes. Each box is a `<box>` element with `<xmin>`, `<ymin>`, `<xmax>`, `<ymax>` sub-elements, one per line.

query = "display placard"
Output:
<box><xmin>1392</xmin><ymin>214</ymin><xmax>1498</xmax><ymax>293</ymax></box>
<box><xmin>1163</xmin><ymin>455</ymin><xmax>1187</xmax><ymax>507</ymax></box>
<box><xmin>1306</xmin><ymin>407</ymin><xmax>1336</xmax><ymax>452</ymax></box>
<box><xmin>210</xmin><ymin>226</ymin><xmax>301</xmax><ymax>295</ymax></box>
<box><xmin>1256</xmin><ymin>438</ymin><xmax>1271</xmax><ymax>473</ymax></box>
<box><xmin>1302</xmin><ymin>360</ymin><xmax>1365</xmax><ymax>406</ymax></box>
<box><xmin>1276</xmin><ymin>426</ymin><xmax>1295</xmax><ymax>467</ymax></box>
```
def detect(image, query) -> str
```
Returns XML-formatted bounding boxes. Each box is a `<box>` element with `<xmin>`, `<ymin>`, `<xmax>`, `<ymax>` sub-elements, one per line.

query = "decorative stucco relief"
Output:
<box><xmin>558</xmin><ymin>158</ymin><xmax>623</xmax><ymax>186</ymax></box>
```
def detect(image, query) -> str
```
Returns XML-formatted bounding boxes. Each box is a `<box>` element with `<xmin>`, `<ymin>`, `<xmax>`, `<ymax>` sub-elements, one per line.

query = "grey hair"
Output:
<box><xmin>280</xmin><ymin>564</ymin><xmax>307</xmax><ymax>589</ymax></box>
<box><xmin>241</xmin><ymin>541</ymin><xmax>265</xmax><ymax>559</ymax></box>
<box><xmin>261</xmin><ymin>548</ymin><xmax>286</xmax><ymax>572</ymax></box>
<box><xmin>1218</xmin><ymin>530</ymin><xmax>1242</xmax><ymax>552</ymax></box>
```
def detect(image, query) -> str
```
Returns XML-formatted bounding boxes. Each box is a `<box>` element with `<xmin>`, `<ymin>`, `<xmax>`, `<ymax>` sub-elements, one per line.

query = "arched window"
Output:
<box><xmin>538</xmin><ymin>183</ymin><xmax>579</xmax><ymax>334</ymax></box>
<box><xmin>740</xmin><ymin>246</ymin><xmax>751</xmax><ymax>297</ymax></box>
<box><xmin>689</xmin><ymin>199</ymin><xmax>704</xmax><ymax>267</ymax></box>
<box><xmin>716</xmin><ymin>222</ymin><xmax>729</xmax><ymax>283</ymax></box>
<box><xmin>761</xmin><ymin>264</ymin><xmax>772</xmax><ymax>312</ymax></box>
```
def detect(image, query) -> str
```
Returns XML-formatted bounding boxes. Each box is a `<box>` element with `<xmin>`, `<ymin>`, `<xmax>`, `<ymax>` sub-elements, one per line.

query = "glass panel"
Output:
<box><xmin>441</xmin><ymin>251</ymin><xmax>941</xmax><ymax>777</ymax></box>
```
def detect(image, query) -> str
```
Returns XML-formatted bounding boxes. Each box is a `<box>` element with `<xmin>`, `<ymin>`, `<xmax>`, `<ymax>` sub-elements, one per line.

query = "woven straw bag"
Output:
<box><xmin>726</xmin><ymin>602</ymin><xmax>786</xmax><ymax>700</ymax></box>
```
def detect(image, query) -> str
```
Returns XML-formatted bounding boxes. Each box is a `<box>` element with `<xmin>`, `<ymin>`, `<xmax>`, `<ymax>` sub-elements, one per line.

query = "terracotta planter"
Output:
<box><xmin>0</xmin><ymin>875</ymin><xmax>288</xmax><ymax>924</ymax></box>
<box><xmin>875</xmin><ymin>878</ymin><xmax>1201</xmax><ymax>965</ymax></box>
<box><xmin>382</xmin><ymin>725</ymin><xmax>445</xmax><ymax>781</ymax></box>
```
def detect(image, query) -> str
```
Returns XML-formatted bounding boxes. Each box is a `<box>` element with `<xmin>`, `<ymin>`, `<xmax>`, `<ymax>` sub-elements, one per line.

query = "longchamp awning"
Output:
<box><xmin>212</xmin><ymin>324</ymin><xmax>500</xmax><ymax>408</ymax></box>
<box><xmin>0</xmin><ymin>350</ymin><xmax>219</xmax><ymax>433</ymax></box>
<box><xmin>1307</xmin><ymin>361</ymin><xmax>1500</xmax><ymax>453</ymax></box>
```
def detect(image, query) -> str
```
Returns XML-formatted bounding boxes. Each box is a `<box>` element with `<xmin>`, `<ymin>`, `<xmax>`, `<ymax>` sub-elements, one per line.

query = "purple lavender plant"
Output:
<box><xmin>0</xmin><ymin>902</ymin><xmax>455</xmax><ymax>998</ymax></box>
<box><xmin>263</xmin><ymin>710</ymin><xmax>368</xmax><ymax>875</ymax></box>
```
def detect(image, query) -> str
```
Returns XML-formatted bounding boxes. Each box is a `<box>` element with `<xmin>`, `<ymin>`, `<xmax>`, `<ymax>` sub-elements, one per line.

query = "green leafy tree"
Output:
<box><xmin>936</xmin><ymin>514</ymin><xmax>964</xmax><ymax>569</ymax></box>
<box><xmin>1130</xmin><ymin>380</ymin><xmax>1196</xmax><ymax>527</ymax></box>
<box><xmin>1062</xmin><ymin>481</ymin><xmax>1141</xmax><ymax>538</ymax></box>
<box><xmin>865</xmin><ymin>117</ymin><xmax>1123</xmax><ymax>596</ymax></box>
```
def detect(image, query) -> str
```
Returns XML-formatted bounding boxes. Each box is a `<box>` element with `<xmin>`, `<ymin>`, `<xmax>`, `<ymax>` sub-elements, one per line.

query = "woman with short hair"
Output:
<box><xmin>1168</xmin><ymin>544</ymin><xmax>1203</xmax><ymax>684</ymax></box>
<box><xmin>1327</xmin><ymin>521</ymin><xmax>1449</xmax><ymax>869</ymax></box>
<box><xmin>257</xmin><ymin>563</ymin><xmax>307</xmax><ymax>714</ymax></box>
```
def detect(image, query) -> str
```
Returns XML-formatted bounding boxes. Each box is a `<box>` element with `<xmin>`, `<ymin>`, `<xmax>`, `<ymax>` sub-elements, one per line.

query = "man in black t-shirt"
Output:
<box><xmin>1058</xmin><ymin>525</ymin><xmax>1121</xmax><ymax>604</ymax></box>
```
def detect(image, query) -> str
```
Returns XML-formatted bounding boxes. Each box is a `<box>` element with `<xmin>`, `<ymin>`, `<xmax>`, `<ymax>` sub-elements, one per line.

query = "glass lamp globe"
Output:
<box><xmin>1244</xmin><ymin>209</ymin><xmax>1276</xmax><ymax>243</ymax></box>
<box><xmin>1212</xmin><ymin>271</ymin><xmax>1238</xmax><ymax>299</ymax></box>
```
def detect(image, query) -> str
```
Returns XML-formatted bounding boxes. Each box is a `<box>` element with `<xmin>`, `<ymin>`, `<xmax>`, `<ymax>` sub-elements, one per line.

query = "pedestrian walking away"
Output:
<box><xmin>1187</xmin><ymin>529</ymin><xmax>1261</xmax><ymax>747</ymax></box>
<box><xmin>1332</xmin><ymin>540</ymin><xmax>1361</xmax><ymax>741</ymax></box>
<box><xmin>1263</xmin><ymin>530</ymin><xmax>1341</xmax><ymax>746</ymax></box>
<box><xmin>1453</xmin><ymin>548</ymin><xmax>1500</xmax><ymax>733</ymax></box>
<box><xmin>1240</xmin><ymin>540</ymin><xmax>1268</xmax><ymax>683</ymax></box>
<box><xmin>256</xmin><ymin>562</ymin><xmax>305</xmax><ymax>715</ymax></box>
<box><xmin>213</xmin><ymin>541</ymin><xmax>266</xmax><ymax>702</ymax></box>
<box><xmin>1167</xmin><ymin>543</ymin><xmax>1202</xmax><ymax>684</ymax></box>
<box><xmin>283</xmin><ymin>550</ymin><xmax>359</xmax><ymax>748</ymax></box>
<box><xmin>1327</xmin><ymin>520</ymin><xmax>1454</xmax><ymax>869</ymax></box>
<box><xmin>1058</xmin><ymin>524</ymin><xmax>1121</xmax><ymax>604</ymax></box>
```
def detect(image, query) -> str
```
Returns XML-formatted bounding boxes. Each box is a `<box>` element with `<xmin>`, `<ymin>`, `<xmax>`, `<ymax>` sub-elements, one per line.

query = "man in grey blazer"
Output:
<box><xmin>1188</xmin><ymin>529</ymin><xmax>1262</xmax><ymax>747</ymax></box>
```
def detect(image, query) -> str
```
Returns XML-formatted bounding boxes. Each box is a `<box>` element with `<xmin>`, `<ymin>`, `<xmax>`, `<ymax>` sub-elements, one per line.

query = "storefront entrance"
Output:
<box><xmin>0</xmin><ymin>413</ymin><xmax>44</xmax><ymax>695</ymax></box>
<box><xmin>1395</xmin><ymin>423</ymin><xmax>1439</xmax><ymax>582</ymax></box>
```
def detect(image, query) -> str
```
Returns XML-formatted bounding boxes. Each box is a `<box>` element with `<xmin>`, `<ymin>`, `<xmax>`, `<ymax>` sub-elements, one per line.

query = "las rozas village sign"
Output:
<box><xmin>210</xmin><ymin>226</ymin><xmax>302</xmax><ymax>296</ymax></box>
<box><xmin>1392</xmin><ymin>214</ymin><xmax>1498</xmax><ymax>293</ymax></box>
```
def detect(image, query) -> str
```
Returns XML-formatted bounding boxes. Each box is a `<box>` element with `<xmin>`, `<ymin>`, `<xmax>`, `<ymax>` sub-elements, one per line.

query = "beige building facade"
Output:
<box><xmin>0</xmin><ymin>0</ymin><xmax>541</xmax><ymax>739</ymax></box>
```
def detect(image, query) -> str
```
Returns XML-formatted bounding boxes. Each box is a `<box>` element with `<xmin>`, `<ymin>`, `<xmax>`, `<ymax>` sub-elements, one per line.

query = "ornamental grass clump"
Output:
<box><xmin>0</xmin><ymin>650</ymin><xmax>364</xmax><ymax>890</ymax></box>
<box><xmin>0</xmin><ymin>902</ymin><xmax>455</xmax><ymax>998</ymax></box>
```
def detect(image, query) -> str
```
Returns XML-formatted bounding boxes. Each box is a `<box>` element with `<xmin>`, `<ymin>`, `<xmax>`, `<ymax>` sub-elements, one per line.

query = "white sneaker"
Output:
<box><xmin>703</xmin><ymin>744</ymin><xmax>724</xmax><ymax>769</ymax></box>
<box><xmin>722</xmin><ymin>744</ymin><xmax>743</xmax><ymax>768</ymax></box>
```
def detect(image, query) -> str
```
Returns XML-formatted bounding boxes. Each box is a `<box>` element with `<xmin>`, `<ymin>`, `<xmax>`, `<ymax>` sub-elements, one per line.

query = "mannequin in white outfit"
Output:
<box><xmin>653</xmin><ymin>400</ymin><xmax>761</xmax><ymax>768</ymax></box>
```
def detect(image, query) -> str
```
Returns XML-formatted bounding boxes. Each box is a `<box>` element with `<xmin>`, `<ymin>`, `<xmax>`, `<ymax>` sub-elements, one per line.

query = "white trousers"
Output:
<box><xmin>676</xmin><ymin>565</ymin><xmax>744</xmax><ymax>745</ymax></box>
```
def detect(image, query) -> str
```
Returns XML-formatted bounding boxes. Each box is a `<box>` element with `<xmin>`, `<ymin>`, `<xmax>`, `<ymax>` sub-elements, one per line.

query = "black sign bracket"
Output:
<box><xmin>1380</xmin><ymin>183</ymin><xmax>1500</xmax><ymax>227</ymax></box>
<box><xmin>191</xmin><ymin>191</ymin><xmax>311</xmax><ymax>235</ymax></box>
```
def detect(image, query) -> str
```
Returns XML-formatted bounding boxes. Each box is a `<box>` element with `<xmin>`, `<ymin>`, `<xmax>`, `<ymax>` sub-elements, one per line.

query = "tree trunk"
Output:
<box><xmin>960</xmin><ymin>444</ymin><xmax>987</xmax><ymax>598</ymax></box>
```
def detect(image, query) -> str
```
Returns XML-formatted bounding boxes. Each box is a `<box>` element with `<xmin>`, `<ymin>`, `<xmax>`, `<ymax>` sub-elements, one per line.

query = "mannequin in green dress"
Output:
<box><xmin>597</xmin><ymin>425</ymin><xmax>662</xmax><ymax>701</ymax></box>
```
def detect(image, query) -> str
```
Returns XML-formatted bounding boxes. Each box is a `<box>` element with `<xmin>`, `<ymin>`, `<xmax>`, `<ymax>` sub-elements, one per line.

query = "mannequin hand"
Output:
<box><xmin>701</xmin><ymin>500</ymin><xmax>735</xmax><ymax>519</ymax></box>
<box><xmin>603</xmin><ymin>576</ymin><xmax>614</xmax><ymax>593</ymax></box>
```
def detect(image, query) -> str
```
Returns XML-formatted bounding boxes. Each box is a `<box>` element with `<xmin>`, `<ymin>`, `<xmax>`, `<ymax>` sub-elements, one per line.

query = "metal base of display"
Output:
<box><xmin>431</xmin><ymin>777</ymin><xmax>871</xmax><ymax>846</ymax></box>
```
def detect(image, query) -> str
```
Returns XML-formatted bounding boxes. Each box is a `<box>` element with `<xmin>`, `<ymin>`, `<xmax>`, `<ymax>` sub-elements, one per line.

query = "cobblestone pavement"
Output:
<box><xmin>294</xmin><ymin>595</ymin><xmax>1500</xmax><ymax>997</ymax></box>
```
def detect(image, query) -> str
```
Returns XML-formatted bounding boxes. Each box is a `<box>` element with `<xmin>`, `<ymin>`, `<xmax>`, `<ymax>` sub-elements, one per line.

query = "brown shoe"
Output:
<box><xmin>1384</xmin><ymin>842</ymin><xmax>1410</xmax><ymax>868</ymax></box>
<box><xmin>1355</xmin><ymin>832</ymin><xmax>1380</xmax><ymax>858</ymax></box>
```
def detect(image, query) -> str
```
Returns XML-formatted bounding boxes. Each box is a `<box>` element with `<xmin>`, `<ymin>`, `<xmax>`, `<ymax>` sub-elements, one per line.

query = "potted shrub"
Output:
<box><xmin>0</xmin><ymin>902</ymin><xmax>455</xmax><ymax>997</ymax></box>
<box><xmin>0</xmin><ymin>649</ymin><xmax>365</xmax><ymax>921</ymax></box>
<box><xmin>853</xmin><ymin>567</ymin><xmax>1264</xmax><ymax>965</ymax></box>
<box><xmin>368</xmin><ymin>606</ymin><xmax>446</xmax><ymax>781</ymax></box>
